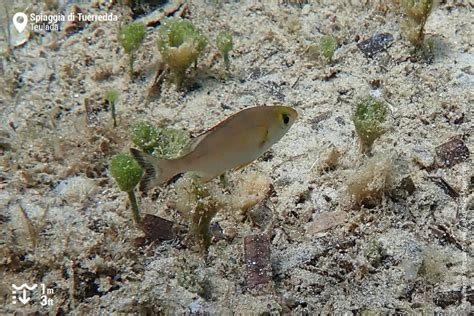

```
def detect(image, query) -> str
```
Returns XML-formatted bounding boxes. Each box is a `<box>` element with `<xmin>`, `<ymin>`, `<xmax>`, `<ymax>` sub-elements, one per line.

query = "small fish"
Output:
<box><xmin>131</xmin><ymin>105</ymin><xmax>298</xmax><ymax>191</ymax></box>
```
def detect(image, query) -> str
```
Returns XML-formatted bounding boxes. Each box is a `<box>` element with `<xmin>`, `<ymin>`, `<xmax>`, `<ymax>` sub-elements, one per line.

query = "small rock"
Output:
<box><xmin>434</xmin><ymin>290</ymin><xmax>467</xmax><ymax>308</ymax></box>
<box><xmin>64</xmin><ymin>5</ymin><xmax>85</xmax><ymax>36</ymax></box>
<box><xmin>357</xmin><ymin>33</ymin><xmax>394</xmax><ymax>58</ymax></box>
<box><xmin>400</xmin><ymin>176</ymin><xmax>416</xmax><ymax>195</ymax></box>
<box><xmin>210</xmin><ymin>222</ymin><xmax>225</xmax><ymax>242</ymax></box>
<box><xmin>223</xmin><ymin>227</ymin><xmax>238</xmax><ymax>241</ymax></box>
<box><xmin>247</xmin><ymin>203</ymin><xmax>273</xmax><ymax>229</ymax></box>
<box><xmin>435</xmin><ymin>137</ymin><xmax>470</xmax><ymax>168</ymax></box>
<box><xmin>139</xmin><ymin>214</ymin><xmax>175</xmax><ymax>241</ymax></box>
<box><xmin>307</xmin><ymin>210</ymin><xmax>347</xmax><ymax>235</ymax></box>
<box><xmin>391</xmin><ymin>176</ymin><xmax>416</xmax><ymax>200</ymax></box>
<box><xmin>310</xmin><ymin>111</ymin><xmax>331</xmax><ymax>130</ymax></box>
<box><xmin>335</xmin><ymin>116</ymin><xmax>346</xmax><ymax>126</ymax></box>
<box><xmin>244</xmin><ymin>234</ymin><xmax>272</xmax><ymax>288</ymax></box>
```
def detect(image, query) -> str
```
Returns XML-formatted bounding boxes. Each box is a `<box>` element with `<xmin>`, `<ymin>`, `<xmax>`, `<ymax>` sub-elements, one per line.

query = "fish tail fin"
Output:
<box><xmin>130</xmin><ymin>148</ymin><xmax>180</xmax><ymax>191</ymax></box>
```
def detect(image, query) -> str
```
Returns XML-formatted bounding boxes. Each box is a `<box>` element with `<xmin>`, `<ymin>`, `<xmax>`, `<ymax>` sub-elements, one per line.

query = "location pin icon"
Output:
<box><xmin>13</xmin><ymin>12</ymin><xmax>28</xmax><ymax>33</ymax></box>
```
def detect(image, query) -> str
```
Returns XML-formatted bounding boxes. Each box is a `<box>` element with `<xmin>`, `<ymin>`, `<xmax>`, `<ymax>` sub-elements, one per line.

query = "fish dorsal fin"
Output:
<box><xmin>181</xmin><ymin>114</ymin><xmax>235</xmax><ymax>155</ymax></box>
<box><xmin>180</xmin><ymin>132</ymin><xmax>208</xmax><ymax>156</ymax></box>
<box><xmin>200</xmin><ymin>113</ymin><xmax>235</xmax><ymax>135</ymax></box>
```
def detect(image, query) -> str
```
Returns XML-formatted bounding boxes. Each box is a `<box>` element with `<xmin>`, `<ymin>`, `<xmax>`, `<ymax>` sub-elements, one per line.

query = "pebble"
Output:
<box><xmin>357</xmin><ymin>33</ymin><xmax>394</xmax><ymax>58</ymax></box>
<box><xmin>139</xmin><ymin>214</ymin><xmax>175</xmax><ymax>241</ymax></box>
<box><xmin>244</xmin><ymin>234</ymin><xmax>272</xmax><ymax>288</ymax></box>
<box><xmin>435</xmin><ymin>137</ymin><xmax>470</xmax><ymax>168</ymax></box>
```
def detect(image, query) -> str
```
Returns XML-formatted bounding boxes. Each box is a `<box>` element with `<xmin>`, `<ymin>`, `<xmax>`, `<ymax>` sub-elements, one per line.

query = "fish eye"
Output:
<box><xmin>282</xmin><ymin>113</ymin><xmax>290</xmax><ymax>125</ymax></box>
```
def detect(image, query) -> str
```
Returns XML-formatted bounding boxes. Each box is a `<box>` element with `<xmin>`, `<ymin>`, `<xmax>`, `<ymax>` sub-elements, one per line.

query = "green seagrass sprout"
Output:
<box><xmin>189</xmin><ymin>181</ymin><xmax>219</xmax><ymax>254</ymax></box>
<box><xmin>216</xmin><ymin>31</ymin><xmax>233</xmax><ymax>70</ymax></box>
<box><xmin>131</xmin><ymin>122</ymin><xmax>159</xmax><ymax>154</ymax></box>
<box><xmin>110</xmin><ymin>153</ymin><xmax>143</xmax><ymax>223</ymax></box>
<box><xmin>353</xmin><ymin>97</ymin><xmax>388</xmax><ymax>154</ymax></box>
<box><xmin>153</xmin><ymin>128</ymin><xmax>190</xmax><ymax>159</ymax></box>
<box><xmin>157</xmin><ymin>18</ymin><xmax>207</xmax><ymax>90</ymax></box>
<box><xmin>105</xmin><ymin>89</ymin><xmax>119</xmax><ymax>127</ymax></box>
<box><xmin>320</xmin><ymin>35</ymin><xmax>337</xmax><ymax>62</ymax></box>
<box><xmin>401</xmin><ymin>0</ymin><xmax>438</xmax><ymax>53</ymax></box>
<box><xmin>118</xmin><ymin>22</ymin><xmax>146</xmax><ymax>75</ymax></box>
<box><xmin>131</xmin><ymin>122</ymin><xmax>189</xmax><ymax>158</ymax></box>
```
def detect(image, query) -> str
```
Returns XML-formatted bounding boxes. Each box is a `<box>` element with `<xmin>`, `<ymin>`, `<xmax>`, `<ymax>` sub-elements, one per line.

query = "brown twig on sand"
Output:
<box><xmin>18</xmin><ymin>204</ymin><xmax>38</xmax><ymax>249</ymax></box>
<box><xmin>139</xmin><ymin>1</ymin><xmax>188</xmax><ymax>27</ymax></box>
<box><xmin>69</xmin><ymin>259</ymin><xmax>77</xmax><ymax>309</ymax></box>
<box><xmin>177</xmin><ymin>2</ymin><xmax>189</xmax><ymax>18</ymax></box>
<box><xmin>147</xmin><ymin>63</ymin><xmax>169</xmax><ymax>98</ymax></box>
<box><xmin>2</xmin><ymin>4</ymin><xmax>12</xmax><ymax>57</ymax></box>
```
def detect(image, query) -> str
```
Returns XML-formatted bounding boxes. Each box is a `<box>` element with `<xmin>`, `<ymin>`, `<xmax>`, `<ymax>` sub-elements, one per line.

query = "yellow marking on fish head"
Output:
<box><xmin>264</xmin><ymin>106</ymin><xmax>298</xmax><ymax>145</ymax></box>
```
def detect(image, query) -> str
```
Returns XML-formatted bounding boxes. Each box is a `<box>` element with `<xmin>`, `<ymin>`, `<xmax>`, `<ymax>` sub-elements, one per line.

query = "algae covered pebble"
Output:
<box><xmin>131</xmin><ymin>106</ymin><xmax>298</xmax><ymax>191</ymax></box>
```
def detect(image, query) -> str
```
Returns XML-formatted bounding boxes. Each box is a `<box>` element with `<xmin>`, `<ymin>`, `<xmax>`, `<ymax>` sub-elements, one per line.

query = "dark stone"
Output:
<box><xmin>139</xmin><ymin>214</ymin><xmax>175</xmax><ymax>241</ymax></box>
<box><xmin>400</xmin><ymin>176</ymin><xmax>416</xmax><ymax>195</ymax></box>
<box><xmin>244</xmin><ymin>234</ymin><xmax>272</xmax><ymax>288</ymax></box>
<box><xmin>335</xmin><ymin>116</ymin><xmax>346</xmax><ymax>126</ymax></box>
<box><xmin>210</xmin><ymin>222</ymin><xmax>225</xmax><ymax>242</ymax></box>
<box><xmin>357</xmin><ymin>33</ymin><xmax>394</xmax><ymax>58</ymax></box>
<box><xmin>434</xmin><ymin>289</ymin><xmax>465</xmax><ymax>308</ymax></box>
<box><xmin>310</xmin><ymin>111</ymin><xmax>331</xmax><ymax>130</ymax></box>
<box><xmin>248</xmin><ymin>204</ymin><xmax>273</xmax><ymax>229</ymax></box>
<box><xmin>435</xmin><ymin>137</ymin><xmax>470</xmax><ymax>168</ymax></box>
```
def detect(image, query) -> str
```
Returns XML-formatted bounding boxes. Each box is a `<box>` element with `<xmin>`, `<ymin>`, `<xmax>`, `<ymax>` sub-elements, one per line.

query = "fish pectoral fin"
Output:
<box><xmin>234</xmin><ymin>161</ymin><xmax>252</xmax><ymax>171</ymax></box>
<box><xmin>190</xmin><ymin>171</ymin><xmax>218</xmax><ymax>183</ymax></box>
<box><xmin>257</xmin><ymin>126</ymin><xmax>269</xmax><ymax>148</ymax></box>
